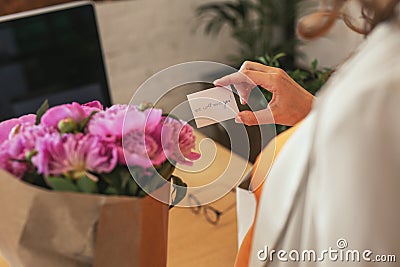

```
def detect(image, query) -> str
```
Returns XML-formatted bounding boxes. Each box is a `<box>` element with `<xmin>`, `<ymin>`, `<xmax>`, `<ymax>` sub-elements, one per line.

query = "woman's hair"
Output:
<box><xmin>297</xmin><ymin>0</ymin><xmax>400</xmax><ymax>40</ymax></box>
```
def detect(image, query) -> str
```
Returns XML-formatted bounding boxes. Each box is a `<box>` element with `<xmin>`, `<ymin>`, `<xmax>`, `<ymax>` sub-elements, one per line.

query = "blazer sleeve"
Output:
<box><xmin>311</xmin><ymin>84</ymin><xmax>400</xmax><ymax>266</ymax></box>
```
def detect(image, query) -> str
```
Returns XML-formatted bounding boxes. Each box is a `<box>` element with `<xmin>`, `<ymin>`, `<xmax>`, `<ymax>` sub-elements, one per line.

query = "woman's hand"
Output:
<box><xmin>214</xmin><ymin>61</ymin><xmax>315</xmax><ymax>126</ymax></box>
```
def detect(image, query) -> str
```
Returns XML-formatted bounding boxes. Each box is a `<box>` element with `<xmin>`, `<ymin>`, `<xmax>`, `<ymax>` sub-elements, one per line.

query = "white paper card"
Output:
<box><xmin>187</xmin><ymin>87</ymin><xmax>239</xmax><ymax>128</ymax></box>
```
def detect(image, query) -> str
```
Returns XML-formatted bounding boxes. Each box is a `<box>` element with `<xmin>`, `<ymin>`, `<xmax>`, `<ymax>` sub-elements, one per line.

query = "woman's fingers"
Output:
<box><xmin>214</xmin><ymin>61</ymin><xmax>314</xmax><ymax>126</ymax></box>
<box><xmin>214</xmin><ymin>70</ymin><xmax>280</xmax><ymax>104</ymax></box>
<box><xmin>214</xmin><ymin>72</ymin><xmax>255</xmax><ymax>104</ymax></box>
<box><xmin>240</xmin><ymin>61</ymin><xmax>274</xmax><ymax>72</ymax></box>
<box><xmin>214</xmin><ymin>69</ymin><xmax>280</xmax><ymax>91</ymax></box>
<box><xmin>241</xmin><ymin>70</ymin><xmax>279</xmax><ymax>93</ymax></box>
<box><xmin>235</xmin><ymin>109</ymin><xmax>275</xmax><ymax>126</ymax></box>
<box><xmin>213</xmin><ymin>71</ymin><xmax>252</xmax><ymax>87</ymax></box>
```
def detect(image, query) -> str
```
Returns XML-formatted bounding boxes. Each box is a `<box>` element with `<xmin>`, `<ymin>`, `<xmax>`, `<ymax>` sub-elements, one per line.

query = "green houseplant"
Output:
<box><xmin>197</xmin><ymin>1</ymin><xmax>332</xmax><ymax>134</ymax></box>
<box><xmin>197</xmin><ymin>0</ymin><xmax>298</xmax><ymax>67</ymax></box>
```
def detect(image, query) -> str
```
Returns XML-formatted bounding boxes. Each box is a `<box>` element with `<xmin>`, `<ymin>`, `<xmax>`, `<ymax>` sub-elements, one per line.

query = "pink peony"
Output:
<box><xmin>88</xmin><ymin>105</ymin><xmax>163</xmax><ymax>142</ymax></box>
<box><xmin>41</xmin><ymin>101</ymin><xmax>103</xmax><ymax>129</ymax></box>
<box><xmin>0</xmin><ymin>124</ymin><xmax>50</xmax><ymax>178</ymax></box>
<box><xmin>0</xmin><ymin>114</ymin><xmax>36</xmax><ymax>143</ymax></box>
<box><xmin>32</xmin><ymin>133</ymin><xmax>118</xmax><ymax>178</ymax></box>
<box><xmin>178</xmin><ymin>123</ymin><xmax>201</xmax><ymax>161</ymax></box>
<box><xmin>153</xmin><ymin>117</ymin><xmax>200</xmax><ymax>166</ymax></box>
<box><xmin>82</xmin><ymin>100</ymin><xmax>104</xmax><ymax>114</ymax></box>
<box><xmin>0</xmin><ymin>145</ymin><xmax>27</xmax><ymax>178</ymax></box>
<box><xmin>41</xmin><ymin>102</ymin><xmax>86</xmax><ymax>128</ymax></box>
<box><xmin>89</xmin><ymin>105</ymin><xmax>165</xmax><ymax>166</ymax></box>
<box><xmin>87</xmin><ymin>104</ymin><xmax>129</xmax><ymax>142</ymax></box>
<box><xmin>122</xmin><ymin>131</ymin><xmax>166</xmax><ymax>167</ymax></box>
<box><xmin>121</xmin><ymin>107</ymin><xmax>164</xmax><ymax>166</ymax></box>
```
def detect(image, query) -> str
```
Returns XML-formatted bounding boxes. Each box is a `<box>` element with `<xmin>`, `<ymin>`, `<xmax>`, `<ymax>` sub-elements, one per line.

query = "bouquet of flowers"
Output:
<box><xmin>0</xmin><ymin>100</ymin><xmax>200</xmax><ymax>199</ymax></box>
<box><xmin>0</xmin><ymin>100</ymin><xmax>200</xmax><ymax>267</ymax></box>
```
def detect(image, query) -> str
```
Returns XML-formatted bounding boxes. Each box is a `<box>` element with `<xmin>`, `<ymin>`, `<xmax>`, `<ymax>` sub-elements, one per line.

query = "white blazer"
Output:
<box><xmin>248</xmin><ymin>15</ymin><xmax>400</xmax><ymax>267</ymax></box>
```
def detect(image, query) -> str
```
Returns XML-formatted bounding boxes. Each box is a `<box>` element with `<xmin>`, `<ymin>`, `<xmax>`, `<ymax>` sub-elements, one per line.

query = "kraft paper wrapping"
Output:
<box><xmin>0</xmin><ymin>169</ymin><xmax>169</xmax><ymax>267</ymax></box>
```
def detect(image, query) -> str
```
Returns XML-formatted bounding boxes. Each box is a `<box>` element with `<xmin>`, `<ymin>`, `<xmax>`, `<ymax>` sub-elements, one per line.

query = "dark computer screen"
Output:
<box><xmin>0</xmin><ymin>3</ymin><xmax>111</xmax><ymax>120</ymax></box>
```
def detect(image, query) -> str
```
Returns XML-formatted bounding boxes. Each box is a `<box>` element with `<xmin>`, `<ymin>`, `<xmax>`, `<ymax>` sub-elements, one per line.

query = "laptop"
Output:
<box><xmin>0</xmin><ymin>1</ymin><xmax>111</xmax><ymax>120</ymax></box>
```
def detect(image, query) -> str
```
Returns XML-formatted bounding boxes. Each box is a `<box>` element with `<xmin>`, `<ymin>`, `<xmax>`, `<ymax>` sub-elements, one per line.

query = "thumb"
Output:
<box><xmin>235</xmin><ymin>109</ymin><xmax>275</xmax><ymax>126</ymax></box>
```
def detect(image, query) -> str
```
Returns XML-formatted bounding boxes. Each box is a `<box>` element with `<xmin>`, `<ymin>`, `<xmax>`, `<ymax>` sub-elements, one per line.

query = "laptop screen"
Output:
<box><xmin>0</xmin><ymin>2</ymin><xmax>111</xmax><ymax>120</ymax></box>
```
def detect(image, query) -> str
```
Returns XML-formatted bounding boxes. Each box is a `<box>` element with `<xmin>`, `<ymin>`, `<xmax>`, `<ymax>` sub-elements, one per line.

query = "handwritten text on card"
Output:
<box><xmin>187</xmin><ymin>87</ymin><xmax>239</xmax><ymax>128</ymax></box>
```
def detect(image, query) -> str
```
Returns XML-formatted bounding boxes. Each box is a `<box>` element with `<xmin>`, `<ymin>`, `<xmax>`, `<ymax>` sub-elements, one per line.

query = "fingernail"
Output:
<box><xmin>213</xmin><ymin>79</ymin><xmax>220</xmax><ymax>85</ymax></box>
<box><xmin>235</xmin><ymin>115</ymin><xmax>243</xmax><ymax>123</ymax></box>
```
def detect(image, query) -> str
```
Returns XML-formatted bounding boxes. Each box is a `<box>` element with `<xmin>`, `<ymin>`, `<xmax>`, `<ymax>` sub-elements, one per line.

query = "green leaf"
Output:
<box><xmin>22</xmin><ymin>172</ymin><xmax>50</xmax><ymax>189</ymax></box>
<box><xmin>127</xmin><ymin>178</ymin><xmax>139</xmax><ymax>196</ymax></box>
<box><xmin>79</xmin><ymin>111</ymin><xmax>98</xmax><ymax>131</ymax></box>
<box><xmin>157</xmin><ymin>161</ymin><xmax>175</xmax><ymax>180</ymax></box>
<box><xmin>272</xmin><ymin>52</ymin><xmax>286</xmax><ymax>62</ymax></box>
<box><xmin>105</xmin><ymin>186</ymin><xmax>119</xmax><ymax>195</ymax></box>
<box><xmin>140</xmin><ymin>172</ymin><xmax>165</xmax><ymax>195</ymax></box>
<box><xmin>76</xmin><ymin>175</ymin><xmax>98</xmax><ymax>194</ymax></box>
<box><xmin>169</xmin><ymin>175</ymin><xmax>187</xmax><ymax>209</ymax></box>
<box><xmin>136</xmin><ymin>189</ymin><xmax>147</xmax><ymax>198</ymax></box>
<box><xmin>100</xmin><ymin>165</ymin><xmax>136</xmax><ymax>195</ymax></box>
<box><xmin>311</xmin><ymin>59</ymin><xmax>318</xmax><ymax>71</ymax></box>
<box><xmin>138</xmin><ymin>102</ymin><xmax>154</xmax><ymax>111</ymax></box>
<box><xmin>257</xmin><ymin>56</ymin><xmax>267</xmax><ymax>65</ymax></box>
<box><xmin>25</xmin><ymin>149</ymin><xmax>38</xmax><ymax>163</ymax></box>
<box><xmin>120</xmin><ymin>173</ymin><xmax>131</xmax><ymax>193</ymax></box>
<box><xmin>47</xmin><ymin>177</ymin><xmax>79</xmax><ymax>192</ymax></box>
<box><xmin>35</xmin><ymin>100</ymin><xmax>49</xmax><ymax>125</ymax></box>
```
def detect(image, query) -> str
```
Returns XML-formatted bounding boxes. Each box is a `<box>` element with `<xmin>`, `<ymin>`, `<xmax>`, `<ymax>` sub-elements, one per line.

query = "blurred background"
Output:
<box><xmin>0</xmin><ymin>0</ymin><xmax>364</xmax><ymax>161</ymax></box>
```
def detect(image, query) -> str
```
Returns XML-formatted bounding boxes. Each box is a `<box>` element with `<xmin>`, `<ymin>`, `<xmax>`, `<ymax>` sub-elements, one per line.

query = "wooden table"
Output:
<box><xmin>168</xmin><ymin>131</ymin><xmax>252</xmax><ymax>267</ymax></box>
